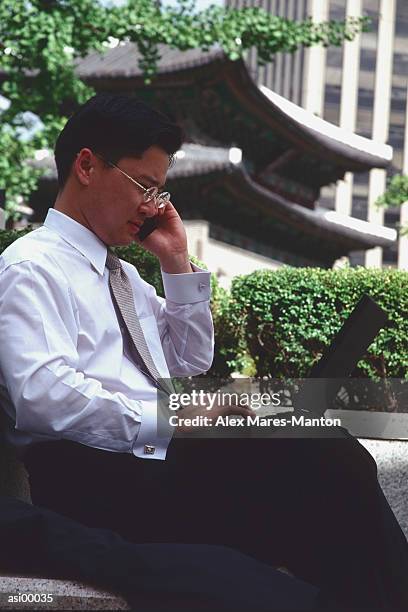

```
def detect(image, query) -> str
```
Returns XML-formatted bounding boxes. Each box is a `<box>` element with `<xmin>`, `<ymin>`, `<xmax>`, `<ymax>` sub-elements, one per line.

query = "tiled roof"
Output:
<box><xmin>74</xmin><ymin>43</ymin><xmax>392</xmax><ymax>182</ymax></box>
<box><xmin>76</xmin><ymin>44</ymin><xmax>223</xmax><ymax>78</ymax></box>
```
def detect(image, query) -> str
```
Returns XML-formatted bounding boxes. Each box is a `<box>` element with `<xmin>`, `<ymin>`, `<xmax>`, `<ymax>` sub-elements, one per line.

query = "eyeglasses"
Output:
<box><xmin>95</xmin><ymin>154</ymin><xmax>171</xmax><ymax>210</ymax></box>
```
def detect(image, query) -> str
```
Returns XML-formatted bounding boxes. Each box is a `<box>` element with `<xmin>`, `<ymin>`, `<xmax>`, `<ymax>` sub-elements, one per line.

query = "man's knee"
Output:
<box><xmin>320</xmin><ymin>435</ymin><xmax>379</xmax><ymax>497</ymax></box>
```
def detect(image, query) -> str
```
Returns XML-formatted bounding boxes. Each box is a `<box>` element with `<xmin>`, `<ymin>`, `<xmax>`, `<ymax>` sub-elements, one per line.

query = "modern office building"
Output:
<box><xmin>227</xmin><ymin>0</ymin><xmax>408</xmax><ymax>269</ymax></box>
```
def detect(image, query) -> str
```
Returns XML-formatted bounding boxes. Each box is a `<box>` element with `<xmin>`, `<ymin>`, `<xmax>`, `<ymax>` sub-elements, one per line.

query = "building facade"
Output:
<box><xmin>29</xmin><ymin>44</ymin><xmax>395</xmax><ymax>287</ymax></box>
<box><xmin>227</xmin><ymin>0</ymin><xmax>408</xmax><ymax>269</ymax></box>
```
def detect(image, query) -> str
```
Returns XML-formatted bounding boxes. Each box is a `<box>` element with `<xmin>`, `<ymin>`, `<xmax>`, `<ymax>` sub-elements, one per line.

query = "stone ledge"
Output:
<box><xmin>0</xmin><ymin>576</ymin><xmax>130</xmax><ymax>610</ymax></box>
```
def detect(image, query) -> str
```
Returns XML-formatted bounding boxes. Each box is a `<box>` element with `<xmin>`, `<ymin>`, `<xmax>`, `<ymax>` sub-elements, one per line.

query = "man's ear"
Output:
<box><xmin>74</xmin><ymin>148</ymin><xmax>95</xmax><ymax>186</ymax></box>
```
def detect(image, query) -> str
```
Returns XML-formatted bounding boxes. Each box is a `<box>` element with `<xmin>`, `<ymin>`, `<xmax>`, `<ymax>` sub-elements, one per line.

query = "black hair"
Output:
<box><xmin>54</xmin><ymin>93</ymin><xmax>183</xmax><ymax>188</ymax></box>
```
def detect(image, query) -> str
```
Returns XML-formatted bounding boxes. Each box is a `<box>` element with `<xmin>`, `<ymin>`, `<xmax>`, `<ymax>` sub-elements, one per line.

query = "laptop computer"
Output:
<box><xmin>286</xmin><ymin>293</ymin><xmax>389</xmax><ymax>419</ymax></box>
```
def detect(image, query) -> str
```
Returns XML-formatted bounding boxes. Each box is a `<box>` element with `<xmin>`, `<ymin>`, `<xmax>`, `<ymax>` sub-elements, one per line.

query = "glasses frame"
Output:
<box><xmin>95</xmin><ymin>153</ymin><xmax>170</xmax><ymax>210</ymax></box>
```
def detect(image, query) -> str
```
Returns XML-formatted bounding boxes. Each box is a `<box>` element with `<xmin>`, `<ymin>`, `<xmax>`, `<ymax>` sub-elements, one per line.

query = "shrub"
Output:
<box><xmin>0</xmin><ymin>227</ymin><xmax>34</xmax><ymax>252</ymax></box>
<box><xmin>226</xmin><ymin>267</ymin><xmax>408</xmax><ymax>380</ymax></box>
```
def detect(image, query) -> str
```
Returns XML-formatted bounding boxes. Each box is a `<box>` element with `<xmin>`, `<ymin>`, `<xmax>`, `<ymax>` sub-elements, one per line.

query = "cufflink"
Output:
<box><xmin>144</xmin><ymin>444</ymin><xmax>156</xmax><ymax>455</ymax></box>
<box><xmin>198</xmin><ymin>282</ymin><xmax>206</xmax><ymax>291</ymax></box>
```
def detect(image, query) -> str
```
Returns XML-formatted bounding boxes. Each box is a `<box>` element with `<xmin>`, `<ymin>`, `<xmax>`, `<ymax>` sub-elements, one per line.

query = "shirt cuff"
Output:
<box><xmin>132</xmin><ymin>399</ymin><xmax>172</xmax><ymax>460</ymax></box>
<box><xmin>161</xmin><ymin>263</ymin><xmax>211</xmax><ymax>304</ymax></box>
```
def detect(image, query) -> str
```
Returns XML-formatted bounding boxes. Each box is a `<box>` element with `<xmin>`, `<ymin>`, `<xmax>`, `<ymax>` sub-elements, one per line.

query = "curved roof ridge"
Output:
<box><xmin>225</xmin><ymin>165</ymin><xmax>396</xmax><ymax>250</ymax></box>
<box><xmin>259</xmin><ymin>85</ymin><xmax>392</xmax><ymax>162</ymax></box>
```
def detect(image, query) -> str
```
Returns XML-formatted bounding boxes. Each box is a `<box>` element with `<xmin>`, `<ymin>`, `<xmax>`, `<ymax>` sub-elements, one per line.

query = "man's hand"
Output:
<box><xmin>135</xmin><ymin>201</ymin><xmax>192</xmax><ymax>273</ymax></box>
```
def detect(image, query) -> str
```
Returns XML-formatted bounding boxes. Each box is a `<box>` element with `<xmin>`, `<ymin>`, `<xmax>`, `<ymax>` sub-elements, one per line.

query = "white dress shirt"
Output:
<box><xmin>0</xmin><ymin>209</ymin><xmax>214</xmax><ymax>460</ymax></box>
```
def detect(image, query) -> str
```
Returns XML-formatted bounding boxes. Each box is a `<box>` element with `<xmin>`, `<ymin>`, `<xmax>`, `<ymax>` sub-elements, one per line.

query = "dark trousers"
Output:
<box><xmin>23</xmin><ymin>431</ymin><xmax>408</xmax><ymax>610</ymax></box>
<box><xmin>0</xmin><ymin>496</ymin><xmax>322</xmax><ymax>612</ymax></box>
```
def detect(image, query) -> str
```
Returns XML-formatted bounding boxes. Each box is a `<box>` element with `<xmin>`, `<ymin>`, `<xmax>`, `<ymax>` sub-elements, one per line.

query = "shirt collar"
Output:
<box><xmin>44</xmin><ymin>208</ymin><xmax>108</xmax><ymax>276</ymax></box>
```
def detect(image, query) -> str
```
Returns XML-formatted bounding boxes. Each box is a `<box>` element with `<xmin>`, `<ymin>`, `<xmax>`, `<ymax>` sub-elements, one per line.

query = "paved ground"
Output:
<box><xmin>358</xmin><ymin>438</ymin><xmax>408</xmax><ymax>539</ymax></box>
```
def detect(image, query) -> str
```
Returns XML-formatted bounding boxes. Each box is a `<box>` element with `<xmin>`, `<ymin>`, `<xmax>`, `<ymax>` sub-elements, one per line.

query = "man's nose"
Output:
<box><xmin>138</xmin><ymin>201</ymin><xmax>157</xmax><ymax>218</ymax></box>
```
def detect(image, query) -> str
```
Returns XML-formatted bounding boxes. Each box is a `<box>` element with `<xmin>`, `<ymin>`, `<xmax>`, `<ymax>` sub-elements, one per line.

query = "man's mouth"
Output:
<box><xmin>128</xmin><ymin>221</ymin><xmax>141</xmax><ymax>231</ymax></box>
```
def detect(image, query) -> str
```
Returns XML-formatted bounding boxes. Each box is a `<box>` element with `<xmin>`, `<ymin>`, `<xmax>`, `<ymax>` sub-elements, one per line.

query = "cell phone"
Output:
<box><xmin>138</xmin><ymin>217</ymin><xmax>158</xmax><ymax>241</ymax></box>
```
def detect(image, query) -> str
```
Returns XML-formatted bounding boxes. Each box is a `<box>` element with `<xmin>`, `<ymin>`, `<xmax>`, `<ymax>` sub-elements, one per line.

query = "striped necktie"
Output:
<box><xmin>105</xmin><ymin>251</ymin><xmax>173</xmax><ymax>396</ymax></box>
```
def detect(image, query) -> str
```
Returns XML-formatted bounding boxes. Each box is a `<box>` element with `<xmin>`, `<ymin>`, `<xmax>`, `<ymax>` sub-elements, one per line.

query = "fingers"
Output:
<box><xmin>162</xmin><ymin>201</ymin><xmax>180</xmax><ymax>219</ymax></box>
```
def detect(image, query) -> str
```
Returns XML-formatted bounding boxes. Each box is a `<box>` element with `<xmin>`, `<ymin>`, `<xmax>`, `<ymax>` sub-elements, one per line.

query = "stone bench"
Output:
<box><xmin>0</xmin><ymin>576</ymin><xmax>130</xmax><ymax>610</ymax></box>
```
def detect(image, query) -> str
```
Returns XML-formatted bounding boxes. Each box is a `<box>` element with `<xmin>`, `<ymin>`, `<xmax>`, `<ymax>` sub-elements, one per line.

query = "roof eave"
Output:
<box><xmin>225</xmin><ymin>166</ymin><xmax>396</xmax><ymax>251</ymax></box>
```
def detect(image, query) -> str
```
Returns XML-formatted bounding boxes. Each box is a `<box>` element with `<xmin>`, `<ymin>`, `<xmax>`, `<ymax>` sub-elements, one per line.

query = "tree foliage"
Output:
<box><xmin>376</xmin><ymin>173</ymin><xmax>408</xmax><ymax>235</ymax></box>
<box><xmin>0</xmin><ymin>0</ymin><xmax>369</xmax><ymax>216</ymax></box>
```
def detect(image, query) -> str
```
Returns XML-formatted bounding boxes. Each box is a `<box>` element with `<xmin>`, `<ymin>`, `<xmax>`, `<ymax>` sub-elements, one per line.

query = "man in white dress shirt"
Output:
<box><xmin>0</xmin><ymin>94</ymin><xmax>407</xmax><ymax>610</ymax></box>
<box><xmin>0</xmin><ymin>94</ymin><xmax>251</xmax><ymax>460</ymax></box>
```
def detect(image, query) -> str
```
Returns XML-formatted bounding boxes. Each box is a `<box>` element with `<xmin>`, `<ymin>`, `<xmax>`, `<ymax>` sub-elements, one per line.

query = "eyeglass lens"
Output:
<box><xmin>143</xmin><ymin>189</ymin><xmax>171</xmax><ymax>205</ymax></box>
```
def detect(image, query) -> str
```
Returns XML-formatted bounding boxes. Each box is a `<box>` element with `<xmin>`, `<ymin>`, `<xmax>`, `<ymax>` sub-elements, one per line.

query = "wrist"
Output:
<box><xmin>160</xmin><ymin>251</ymin><xmax>192</xmax><ymax>274</ymax></box>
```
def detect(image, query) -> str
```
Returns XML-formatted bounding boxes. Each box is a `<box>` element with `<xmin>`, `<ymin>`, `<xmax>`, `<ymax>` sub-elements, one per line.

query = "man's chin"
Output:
<box><xmin>112</xmin><ymin>239</ymin><xmax>135</xmax><ymax>248</ymax></box>
<box><xmin>108</xmin><ymin>232</ymin><xmax>137</xmax><ymax>248</ymax></box>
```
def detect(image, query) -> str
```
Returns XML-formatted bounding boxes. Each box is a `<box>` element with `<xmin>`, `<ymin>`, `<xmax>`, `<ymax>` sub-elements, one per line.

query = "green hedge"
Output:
<box><xmin>222</xmin><ymin>267</ymin><xmax>408</xmax><ymax>380</ymax></box>
<box><xmin>0</xmin><ymin>227</ymin><xmax>34</xmax><ymax>252</ymax></box>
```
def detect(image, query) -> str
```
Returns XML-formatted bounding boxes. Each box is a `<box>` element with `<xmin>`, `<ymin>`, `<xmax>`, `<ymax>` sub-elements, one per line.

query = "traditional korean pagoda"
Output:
<box><xmin>29</xmin><ymin>44</ymin><xmax>395</xmax><ymax>283</ymax></box>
